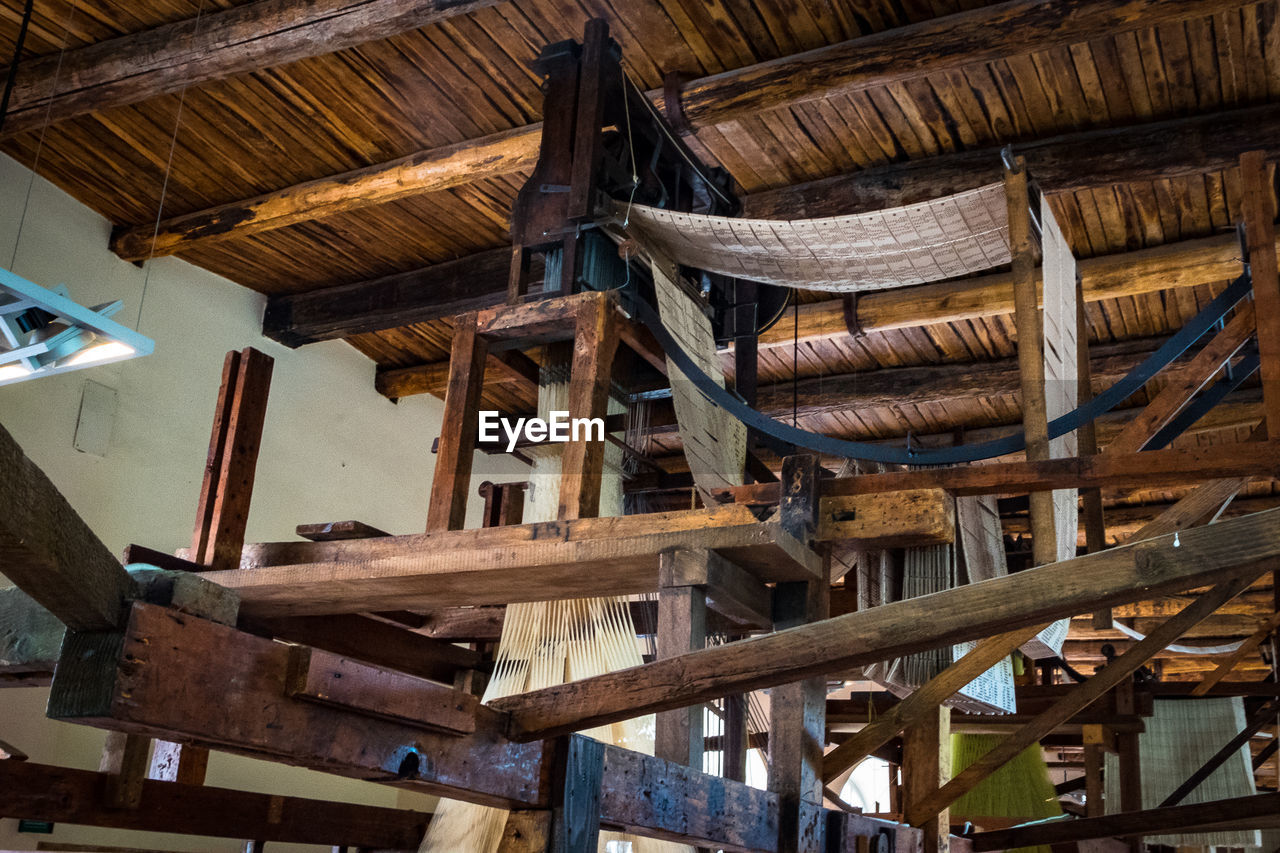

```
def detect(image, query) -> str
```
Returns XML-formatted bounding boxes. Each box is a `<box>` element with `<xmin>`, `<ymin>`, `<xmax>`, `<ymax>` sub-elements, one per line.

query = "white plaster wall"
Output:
<box><xmin>0</xmin><ymin>155</ymin><xmax>526</xmax><ymax>851</ymax></box>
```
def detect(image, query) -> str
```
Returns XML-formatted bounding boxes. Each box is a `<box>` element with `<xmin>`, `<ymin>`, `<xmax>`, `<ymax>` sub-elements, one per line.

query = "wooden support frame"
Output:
<box><xmin>655</xmin><ymin>550</ymin><xmax>709</xmax><ymax>768</ymax></box>
<box><xmin>0</xmin><ymin>760</ymin><xmax>432</xmax><ymax>847</ymax></box>
<box><xmin>489</xmin><ymin>506</ymin><xmax>1280</xmax><ymax>739</ymax></box>
<box><xmin>427</xmin><ymin>311</ymin><xmax>489</xmax><ymax>532</ymax></box>
<box><xmin>903</xmin><ymin>571</ymin><xmax>1263</xmax><ymax>825</ymax></box>
<box><xmin>558</xmin><ymin>291</ymin><xmax>620</xmax><ymax>520</ymax></box>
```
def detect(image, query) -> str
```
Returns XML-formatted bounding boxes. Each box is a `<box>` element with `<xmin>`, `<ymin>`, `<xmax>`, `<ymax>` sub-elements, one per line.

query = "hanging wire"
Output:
<box><xmin>134</xmin><ymin>0</ymin><xmax>207</xmax><ymax>333</ymax></box>
<box><xmin>9</xmin><ymin>0</ymin><xmax>79</xmax><ymax>272</ymax></box>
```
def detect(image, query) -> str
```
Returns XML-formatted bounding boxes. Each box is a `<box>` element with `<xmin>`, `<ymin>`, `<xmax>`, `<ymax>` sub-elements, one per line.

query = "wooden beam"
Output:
<box><xmin>426</xmin><ymin>312</ymin><xmax>487</xmax><ymax>532</ymax></box>
<box><xmin>903</xmin><ymin>706</ymin><xmax>950</xmax><ymax>848</ymax></box>
<box><xmin>655</xmin><ymin>562</ymin><xmax>707</xmax><ymax>767</ymax></box>
<box><xmin>726</xmin><ymin>442</ymin><xmax>1280</xmax><ymax>502</ymax></box>
<box><xmin>1</xmin><ymin>0</ymin><xmax>501</xmax><ymax>139</ymax></box>
<box><xmin>47</xmin><ymin>601</ymin><xmax>783</xmax><ymax>852</ymax></box>
<box><xmin>1191</xmin><ymin>611</ymin><xmax>1280</xmax><ymax>696</ymax></box>
<box><xmin>820</xmin><ymin>626</ymin><xmax>1043</xmax><ymax>784</ymax></box>
<box><xmin>0</xmin><ymin>420</ymin><xmax>136</xmax><ymax>630</ymax></box>
<box><xmin>210</xmin><ymin>503</ymin><xmax>819</xmax><ymax>615</ymax></box>
<box><xmin>904</xmin><ymin>573</ymin><xmax>1260</xmax><ymax>825</ymax></box>
<box><xmin>969</xmin><ymin>792</ymin><xmax>1280</xmax><ymax>849</ymax></box>
<box><xmin>264</xmin><ymin>247</ymin><xmax>515</xmax><ymax>347</ymax></box>
<box><xmin>1241</xmin><ymin>150</ymin><xmax>1280</xmax><ymax>432</ymax></box>
<box><xmin>116</xmin><ymin>0</ymin><xmax>1257</xmax><ymax>261</ymax></box>
<box><xmin>558</xmin><ymin>292</ymin><xmax>619</xmax><ymax>521</ymax></box>
<box><xmin>0</xmin><ymin>760</ymin><xmax>431</xmax><ymax>847</ymax></box>
<box><xmin>660</xmin><ymin>546</ymin><xmax>772</xmax><ymax>630</ymax></box>
<box><xmin>0</xmin><ymin>584</ymin><xmax>63</xmax><ymax>682</ymax></box>
<box><xmin>488</xmin><ymin>506</ymin><xmax>1280</xmax><ymax>740</ymax></box>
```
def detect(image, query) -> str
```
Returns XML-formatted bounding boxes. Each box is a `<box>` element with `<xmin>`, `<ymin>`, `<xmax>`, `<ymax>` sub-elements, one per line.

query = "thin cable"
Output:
<box><xmin>135</xmin><ymin>0</ymin><xmax>207</xmax><ymax>332</ymax></box>
<box><xmin>9</xmin><ymin>0</ymin><xmax>79</xmax><ymax>272</ymax></box>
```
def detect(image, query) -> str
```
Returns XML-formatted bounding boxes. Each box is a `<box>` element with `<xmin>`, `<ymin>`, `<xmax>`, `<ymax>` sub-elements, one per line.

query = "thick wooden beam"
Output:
<box><xmin>0</xmin><ymin>420</ymin><xmax>136</xmax><ymax>630</ymax></box>
<box><xmin>46</xmin><ymin>601</ymin><xmax>783</xmax><ymax>852</ymax></box>
<box><xmin>0</xmin><ymin>584</ymin><xmax>63</xmax><ymax>682</ymax></box>
<box><xmin>488</xmin><ymin>506</ymin><xmax>1280</xmax><ymax>740</ymax></box>
<box><xmin>426</xmin><ymin>312</ymin><xmax>487</xmax><ymax>532</ymax></box>
<box><xmin>264</xmin><ymin>247</ymin><xmax>514</xmax><ymax>347</ymax></box>
<box><xmin>0</xmin><ymin>760</ymin><xmax>431</xmax><ymax>847</ymax></box>
<box><xmin>726</xmin><ymin>442</ymin><xmax>1280</xmax><ymax>502</ymax></box>
<box><xmin>118</xmin><ymin>0</ymin><xmax>1255</xmax><ymax>262</ymax></box>
<box><xmin>902</xmin><ymin>707</ymin><xmax>950</xmax><ymax>849</ymax></box>
<box><xmin>1241</xmin><ymin>150</ymin><xmax>1280</xmax><ymax>432</ymax></box>
<box><xmin>905</xmin><ymin>573</ymin><xmax>1260</xmax><ymax>825</ymax></box>
<box><xmin>969</xmin><ymin>792</ymin><xmax>1280</xmax><ymax>849</ymax></box>
<box><xmin>212</xmin><ymin>503</ymin><xmax>818</xmax><ymax>615</ymax></box>
<box><xmin>558</xmin><ymin>292</ymin><xmax>619</xmax><ymax>521</ymax></box>
<box><xmin>2</xmin><ymin>0</ymin><xmax>501</xmax><ymax>139</ymax></box>
<box><xmin>654</xmin><ymin>567</ymin><xmax>707</xmax><ymax>767</ymax></box>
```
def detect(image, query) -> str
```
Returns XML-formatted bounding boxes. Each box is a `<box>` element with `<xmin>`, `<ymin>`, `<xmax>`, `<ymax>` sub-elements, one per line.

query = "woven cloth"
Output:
<box><xmin>617</xmin><ymin>183</ymin><xmax>1010</xmax><ymax>292</ymax></box>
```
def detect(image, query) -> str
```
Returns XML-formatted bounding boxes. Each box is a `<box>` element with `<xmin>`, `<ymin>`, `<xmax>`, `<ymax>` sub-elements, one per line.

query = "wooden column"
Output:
<box><xmin>557</xmin><ymin>293</ymin><xmax>620</xmax><ymax>521</ymax></box>
<box><xmin>548</xmin><ymin>736</ymin><xmax>604</xmax><ymax>853</ymax></box>
<box><xmin>903</xmin><ymin>707</ymin><xmax>951</xmax><ymax>853</ymax></box>
<box><xmin>1114</xmin><ymin>678</ymin><xmax>1143</xmax><ymax>816</ymax></box>
<box><xmin>655</xmin><ymin>550</ymin><xmax>708</xmax><ymax>768</ymax></box>
<box><xmin>1077</xmin><ymin>281</ymin><xmax>1113</xmax><ymax>629</ymax></box>
<box><xmin>771</xmin><ymin>454</ymin><xmax>829</xmax><ymax>853</ymax></box>
<box><xmin>1082</xmin><ymin>723</ymin><xmax>1106</xmax><ymax>817</ymax></box>
<box><xmin>190</xmin><ymin>347</ymin><xmax>274</xmax><ymax>572</ymax></box>
<box><xmin>427</xmin><ymin>312</ymin><xmax>488</xmax><ymax>531</ymax></box>
<box><xmin>1241</xmin><ymin>150</ymin><xmax>1280</xmax><ymax>431</ymax></box>
<box><xmin>1006</xmin><ymin>157</ymin><xmax>1056</xmax><ymax>568</ymax></box>
<box><xmin>99</xmin><ymin>731</ymin><xmax>150</xmax><ymax>809</ymax></box>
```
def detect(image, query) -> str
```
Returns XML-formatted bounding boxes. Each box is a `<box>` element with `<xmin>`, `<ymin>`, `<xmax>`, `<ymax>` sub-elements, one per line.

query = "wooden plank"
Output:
<box><xmin>191</xmin><ymin>348</ymin><xmax>274</xmax><ymax>572</ymax></box>
<box><xmin>1190</xmin><ymin>610</ymin><xmax>1280</xmax><ymax>696</ymax></box>
<box><xmin>1241</xmin><ymin>149</ymin><xmax>1280</xmax><ymax>431</ymax></box>
<box><xmin>724</xmin><ymin>442</ymin><xmax>1280</xmax><ymax>502</ymax></box>
<box><xmin>210</xmin><ymin>503</ymin><xmax>820</xmax><ymax>615</ymax></box>
<box><xmin>0</xmin><ymin>760</ymin><xmax>430</xmax><ymax>847</ymax></box>
<box><xmin>1</xmin><ymin>0</ymin><xmax>501</xmax><ymax>138</ymax></box>
<box><xmin>816</xmin><ymin>489</ymin><xmax>955</xmax><ymax>548</ymax></box>
<box><xmin>117</xmin><ymin>0</ymin><xmax>1257</xmax><ymax>261</ymax></box>
<box><xmin>497</xmin><ymin>811</ymin><xmax>553</xmax><ymax>853</ymax></box>
<box><xmin>426</xmin><ymin>312</ymin><xmax>488</xmax><ymax>532</ymax></box>
<box><xmin>46</xmin><ymin>601</ymin><xmax>782</xmax><ymax>852</ymax></box>
<box><xmin>488</xmin><ymin>506</ymin><xmax>1280</xmax><ymax>740</ymax></box>
<box><xmin>242</xmin><ymin>612</ymin><xmax>482</xmax><ymax>682</ymax></box>
<box><xmin>903</xmin><ymin>707</ymin><xmax>950</xmax><ymax>849</ymax></box>
<box><xmin>294</xmin><ymin>520</ymin><xmax>390</xmax><ymax>542</ymax></box>
<box><xmin>284</xmin><ymin>646</ymin><xmax>478</xmax><ymax>734</ymax></box>
<box><xmin>558</xmin><ymin>292</ymin><xmax>620</xmax><ymax>521</ymax></box>
<box><xmin>549</xmin><ymin>736</ymin><xmax>604</xmax><ymax>853</ymax></box>
<box><xmin>820</xmin><ymin>626</ymin><xmax>1044</xmax><ymax>784</ymax></box>
<box><xmin>98</xmin><ymin>732</ymin><xmax>150</xmax><ymax>809</ymax></box>
<box><xmin>904</xmin><ymin>572</ymin><xmax>1262</xmax><ymax>824</ymax></box>
<box><xmin>969</xmin><ymin>792</ymin><xmax>1280</xmax><ymax>849</ymax></box>
<box><xmin>0</xmin><ymin>421</ymin><xmax>136</xmax><ymax>630</ymax></box>
<box><xmin>0</xmin><ymin>585</ymin><xmax>63</xmax><ymax>681</ymax></box>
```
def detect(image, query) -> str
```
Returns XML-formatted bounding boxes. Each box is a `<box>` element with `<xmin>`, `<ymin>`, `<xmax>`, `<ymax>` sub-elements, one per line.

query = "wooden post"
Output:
<box><xmin>99</xmin><ymin>731</ymin><xmax>150</xmax><ymax>809</ymax></box>
<box><xmin>771</xmin><ymin>454</ymin><xmax>828</xmax><ymax>853</ymax></box>
<box><xmin>1077</xmin><ymin>281</ymin><xmax>1112</xmax><ymax>629</ymax></box>
<box><xmin>1082</xmin><ymin>724</ymin><xmax>1106</xmax><ymax>817</ymax></box>
<box><xmin>190</xmin><ymin>348</ymin><xmax>274</xmax><ymax>572</ymax></box>
<box><xmin>1006</xmin><ymin>156</ymin><xmax>1057</xmax><ymax>569</ymax></box>
<box><xmin>1240</xmin><ymin>150</ymin><xmax>1280</xmax><ymax>431</ymax></box>
<box><xmin>557</xmin><ymin>293</ymin><xmax>620</xmax><ymax>521</ymax></box>
<box><xmin>903</xmin><ymin>707</ymin><xmax>950</xmax><ymax>853</ymax></box>
<box><xmin>427</xmin><ymin>312</ymin><xmax>488</xmax><ymax>531</ymax></box>
<box><xmin>1114</xmin><ymin>678</ymin><xmax>1143</xmax><ymax>815</ymax></box>
<box><xmin>655</xmin><ymin>550</ymin><xmax>708</xmax><ymax>768</ymax></box>
<box><xmin>548</xmin><ymin>736</ymin><xmax>604</xmax><ymax>853</ymax></box>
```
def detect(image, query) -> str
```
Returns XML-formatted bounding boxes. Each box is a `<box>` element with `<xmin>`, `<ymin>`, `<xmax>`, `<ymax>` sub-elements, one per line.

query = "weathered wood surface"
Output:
<box><xmin>557</xmin><ymin>291</ymin><xmax>619</xmax><ymax>521</ymax></box>
<box><xmin>242</xmin><ymin>612</ymin><xmax>481</xmax><ymax>682</ymax></box>
<box><xmin>660</xmin><ymin>547</ymin><xmax>772</xmax><ymax>630</ymax></box>
<box><xmin>489</xmin><ymin>506</ymin><xmax>1280</xmax><ymax>739</ymax></box>
<box><xmin>426</xmin><ymin>312</ymin><xmax>487</xmax><ymax>532</ymax></box>
<box><xmin>295</xmin><ymin>519</ymin><xmax>390</xmax><ymax>541</ymax></box>
<box><xmin>1241</xmin><ymin>150</ymin><xmax>1280</xmax><ymax>433</ymax></box>
<box><xmin>969</xmin><ymin>792</ymin><xmax>1280</xmax><ymax>849</ymax></box>
<box><xmin>0</xmin><ymin>584</ymin><xmax>63</xmax><ymax>681</ymax></box>
<box><xmin>118</xmin><ymin>0</ymin><xmax>1259</xmax><ymax>260</ymax></box>
<box><xmin>0</xmin><ymin>421</ymin><xmax>136</xmax><ymax>630</ymax></box>
<box><xmin>46</xmin><ymin>601</ymin><xmax>783</xmax><ymax>852</ymax></box>
<box><xmin>0</xmin><ymin>760</ymin><xmax>432</xmax><ymax>846</ymax></box>
<box><xmin>3</xmin><ymin>0</ymin><xmax>501</xmax><ymax>140</ymax></box>
<box><xmin>210</xmin><ymin>504</ymin><xmax>820</xmax><ymax>615</ymax></box>
<box><xmin>816</xmin><ymin>489</ymin><xmax>954</xmax><ymax>547</ymax></box>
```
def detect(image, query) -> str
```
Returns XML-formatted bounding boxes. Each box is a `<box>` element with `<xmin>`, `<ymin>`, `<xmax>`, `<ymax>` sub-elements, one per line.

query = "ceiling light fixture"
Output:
<box><xmin>0</xmin><ymin>267</ymin><xmax>154</xmax><ymax>387</ymax></box>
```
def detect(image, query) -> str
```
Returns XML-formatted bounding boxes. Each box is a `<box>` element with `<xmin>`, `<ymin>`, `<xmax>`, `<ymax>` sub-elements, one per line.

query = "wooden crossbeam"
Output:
<box><xmin>47</xmin><ymin>600</ymin><xmax>782</xmax><ymax>852</ymax></box>
<box><xmin>903</xmin><ymin>572</ymin><xmax>1262</xmax><ymax>826</ymax></box>
<box><xmin>1191</xmin><ymin>611</ymin><xmax>1280</xmax><ymax>696</ymax></box>
<box><xmin>969</xmin><ymin>792</ymin><xmax>1280</xmax><ymax>849</ymax></box>
<box><xmin>119</xmin><ymin>2</ymin><xmax>1262</xmax><ymax>262</ymax></box>
<box><xmin>0</xmin><ymin>760</ymin><xmax>431</xmax><ymax>846</ymax></box>
<box><xmin>1</xmin><ymin>0</ymin><xmax>500</xmax><ymax>138</ymax></box>
<box><xmin>0</xmin><ymin>421</ymin><xmax>136</xmax><ymax>630</ymax></box>
<box><xmin>489</xmin><ymin>506</ymin><xmax>1280</xmax><ymax>740</ymax></box>
<box><xmin>820</xmin><ymin>626</ymin><xmax>1044</xmax><ymax>784</ymax></box>
<box><xmin>725</xmin><ymin>442</ymin><xmax>1280</xmax><ymax>502</ymax></box>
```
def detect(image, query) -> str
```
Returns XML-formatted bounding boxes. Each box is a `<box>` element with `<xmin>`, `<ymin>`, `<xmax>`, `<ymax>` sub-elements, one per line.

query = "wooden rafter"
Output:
<box><xmin>109</xmin><ymin>0</ymin><xmax>1260</xmax><ymax>262</ymax></box>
